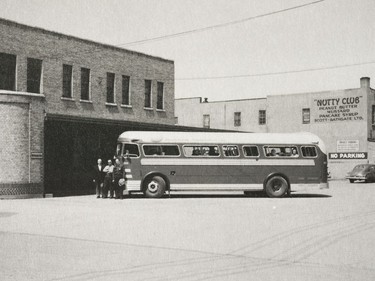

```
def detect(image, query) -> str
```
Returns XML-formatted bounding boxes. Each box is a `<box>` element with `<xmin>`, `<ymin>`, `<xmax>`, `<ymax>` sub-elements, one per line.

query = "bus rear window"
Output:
<box><xmin>301</xmin><ymin>146</ymin><xmax>317</xmax><ymax>157</ymax></box>
<box><xmin>183</xmin><ymin>145</ymin><xmax>220</xmax><ymax>157</ymax></box>
<box><xmin>143</xmin><ymin>145</ymin><xmax>180</xmax><ymax>156</ymax></box>
<box><xmin>243</xmin><ymin>146</ymin><xmax>259</xmax><ymax>157</ymax></box>
<box><xmin>124</xmin><ymin>143</ymin><xmax>140</xmax><ymax>157</ymax></box>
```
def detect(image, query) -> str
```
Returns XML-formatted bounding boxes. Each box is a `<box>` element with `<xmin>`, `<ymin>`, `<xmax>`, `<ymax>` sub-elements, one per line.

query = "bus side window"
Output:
<box><xmin>265</xmin><ymin>146</ymin><xmax>279</xmax><ymax>157</ymax></box>
<box><xmin>161</xmin><ymin>145</ymin><xmax>180</xmax><ymax>156</ymax></box>
<box><xmin>223</xmin><ymin>145</ymin><xmax>239</xmax><ymax>157</ymax></box>
<box><xmin>143</xmin><ymin>145</ymin><xmax>180</xmax><ymax>156</ymax></box>
<box><xmin>301</xmin><ymin>146</ymin><xmax>317</xmax><ymax>157</ymax></box>
<box><xmin>183</xmin><ymin>145</ymin><xmax>219</xmax><ymax>157</ymax></box>
<box><xmin>243</xmin><ymin>146</ymin><xmax>259</xmax><ymax>157</ymax></box>
<box><xmin>264</xmin><ymin>146</ymin><xmax>299</xmax><ymax>157</ymax></box>
<box><xmin>143</xmin><ymin>145</ymin><xmax>161</xmax><ymax>156</ymax></box>
<box><xmin>183</xmin><ymin>146</ymin><xmax>199</xmax><ymax>157</ymax></box>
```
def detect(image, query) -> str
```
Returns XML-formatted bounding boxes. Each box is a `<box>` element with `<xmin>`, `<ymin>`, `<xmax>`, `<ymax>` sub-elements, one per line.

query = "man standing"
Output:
<box><xmin>93</xmin><ymin>158</ymin><xmax>105</xmax><ymax>198</ymax></box>
<box><xmin>113</xmin><ymin>158</ymin><xmax>125</xmax><ymax>199</ymax></box>
<box><xmin>103</xmin><ymin>159</ymin><xmax>114</xmax><ymax>198</ymax></box>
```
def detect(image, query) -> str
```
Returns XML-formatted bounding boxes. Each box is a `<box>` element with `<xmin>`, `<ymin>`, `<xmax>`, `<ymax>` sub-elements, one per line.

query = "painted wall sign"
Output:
<box><xmin>337</xmin><ymin>140</ymin><xmax>359</xmax><ymax>152</ymax></box>
<box><xmin>313</xmin><ymin>95</ymin><xmax>364</xmax><ymax>123</ymax></box>
<box><xmin>329</xmin><ymin>152</ymin><xmax>367</xmax><ymax>160</ymax></box>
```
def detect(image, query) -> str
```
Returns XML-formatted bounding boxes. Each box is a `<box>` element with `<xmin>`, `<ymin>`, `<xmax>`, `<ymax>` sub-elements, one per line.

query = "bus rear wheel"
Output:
<box><xmin>143</xmin><ymin>176</ymin><xmax>166</xmax><ymax>198</ymax></box>
<box><xmin>265</xmin><ymin>176</ymin><xmax>288</xmax><ymax>198</ymax></box>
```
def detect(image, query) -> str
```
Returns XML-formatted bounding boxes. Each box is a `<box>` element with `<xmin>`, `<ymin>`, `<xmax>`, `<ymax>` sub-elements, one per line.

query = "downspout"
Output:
<box><xmin>28</xmin><ymin>103</ymin><xmax>31</xmax><ymax>183</ymax></box>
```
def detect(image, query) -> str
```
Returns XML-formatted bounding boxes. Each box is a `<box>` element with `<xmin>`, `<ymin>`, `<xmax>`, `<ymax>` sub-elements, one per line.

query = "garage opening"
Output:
<box><xmin>44</xmin><ymin>115</ymin><xmax>211</xmax><ymax>196</ymax></box>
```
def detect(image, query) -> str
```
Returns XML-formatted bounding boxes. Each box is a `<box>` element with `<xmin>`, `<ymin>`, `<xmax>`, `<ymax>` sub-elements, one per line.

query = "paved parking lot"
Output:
<box><xmin>1</xmin><ymin>180</ymin><xmax>375</xmax><ymax>281</ymax></box>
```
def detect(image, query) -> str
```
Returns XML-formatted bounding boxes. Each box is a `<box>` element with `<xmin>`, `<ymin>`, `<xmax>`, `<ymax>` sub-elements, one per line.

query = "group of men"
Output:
<box><xmin>93</xmin><ymin>158</ymin><xmax>126</xmax><ymax>199</ymax></box>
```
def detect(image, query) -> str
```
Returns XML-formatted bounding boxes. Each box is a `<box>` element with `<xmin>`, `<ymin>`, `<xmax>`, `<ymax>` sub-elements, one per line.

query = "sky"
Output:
<box><xmin>0</xmin><ymin>0</ymin><xmax>374</xmax><ymax>101</ymax></box>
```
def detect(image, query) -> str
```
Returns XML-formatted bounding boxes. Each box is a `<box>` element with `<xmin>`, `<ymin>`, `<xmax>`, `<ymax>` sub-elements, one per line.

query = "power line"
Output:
<box><xmin>44</xmin><ymin>0</ymin><xmax>326</xmax><ymax>61</ymax></box>
<box><xmin>114</xmin><ymin>0</ymin><xmax>325</xmax><ymax>47</ymax></box>
<box><xmin>175</xmin><ymin>60</ymin><xmax>375</xmax><ymax>81</ymax></box>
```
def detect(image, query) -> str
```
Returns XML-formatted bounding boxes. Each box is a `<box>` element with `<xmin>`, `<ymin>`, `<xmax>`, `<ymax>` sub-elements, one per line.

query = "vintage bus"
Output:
<box><xmin>116</xmin><ymin>131</ymin><xmax>329</xmax><ymax>198</ymax></box>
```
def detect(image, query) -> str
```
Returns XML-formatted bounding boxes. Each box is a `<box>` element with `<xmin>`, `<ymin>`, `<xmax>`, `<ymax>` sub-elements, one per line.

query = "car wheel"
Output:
<box><xmin>365</xmin><ymin>174</ymin><xmax>371</xmax><ymax>183</ymax></box>
<box><xmin>264</xmin><ymin>176</ymin><xmax>288</xmax><ymax>198</ymax></box>
<box><xmin>143</xmin><ymin>175</ymin><xmax>166</xmax><ymax>198</ymax></box>
<box><xmin>349</xmin><ymin>179</ymin><xmax>354</xmax><ymax>183</ymax></box>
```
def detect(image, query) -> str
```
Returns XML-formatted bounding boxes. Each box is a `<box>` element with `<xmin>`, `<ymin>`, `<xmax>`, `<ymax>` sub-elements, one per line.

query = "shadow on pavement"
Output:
<box><xmin>126</xmin><ymin>192</ymin><xmax>331</xmax><ymax>199</ymax></box>
<box><xmin>0</xmin><ymin>212</ymin><xmax>18</xmax><ymax>218</ymax></box>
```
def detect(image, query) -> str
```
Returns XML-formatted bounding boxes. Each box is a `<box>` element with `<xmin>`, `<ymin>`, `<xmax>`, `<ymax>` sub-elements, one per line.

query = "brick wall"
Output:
<box><xmin>0</xmin><ymin>17</ymin><xmax>176</xmax><ymax>197</ymax></box>
<box><xmin>0</xmin><ymin>92</ymin><xmax>44</xmax><ymax>198</ymax></box>
<box><xmin>0</xmin><ymin>18</ymin><xmax>175</xmax><ymax>125</ymax></box>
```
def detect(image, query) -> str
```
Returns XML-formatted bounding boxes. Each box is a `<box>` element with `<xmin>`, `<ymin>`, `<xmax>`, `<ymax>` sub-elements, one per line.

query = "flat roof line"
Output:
<box><xmin>0</xmin><ymin>17</ymin><xmax>173</xmax><ymax>64</ymax></box>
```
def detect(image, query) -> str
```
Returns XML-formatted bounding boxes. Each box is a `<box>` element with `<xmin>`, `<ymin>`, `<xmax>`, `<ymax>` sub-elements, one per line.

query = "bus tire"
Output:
<box><xmin>264</xmin><ymin>175</ymin><xmax>288</xmax><ymax>198</ymax></box>
<box><xmin>143</xmin><ymin>175</ymin><xmax>166</xmax><ymax>198</ymax></box>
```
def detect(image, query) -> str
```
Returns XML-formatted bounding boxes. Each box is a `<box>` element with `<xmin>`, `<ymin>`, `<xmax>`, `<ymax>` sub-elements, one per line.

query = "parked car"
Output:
<box><xmin>346</xmin><ymin>164</ymin><xmax>375</xmax><ymax>183</ymax></box>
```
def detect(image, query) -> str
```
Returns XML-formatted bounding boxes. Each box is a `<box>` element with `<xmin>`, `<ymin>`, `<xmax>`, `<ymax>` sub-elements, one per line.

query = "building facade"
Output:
<box><xmin>0</xmin><ymin>18</ymin><xmax>177</xmax><ymax>198</ymax></box>
<box><xmin>175</xmin><ymin>77</ymin><xmax>375</xmax><ymax>179</ymax></box>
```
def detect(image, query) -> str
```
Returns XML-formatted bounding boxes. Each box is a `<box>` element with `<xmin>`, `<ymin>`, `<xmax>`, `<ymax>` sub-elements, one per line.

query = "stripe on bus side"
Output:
<box><xmin>141</xmin><ymin>158</ymin><xmax>315</xmax><ymax>166</ymax></box>
<box><xmin>170</xmin><ymin>183</ymin><xmax>322</xmax><ymax>191</ymax></box>
<box><xmin>125</xmin><ymin>181</ymin><xmax>323</xmax><ymax>192</ymax></box>
<box><xmin>170</xmin><ymin>183</ymin><xmax>263</xmax><ymax>190</ymax></box>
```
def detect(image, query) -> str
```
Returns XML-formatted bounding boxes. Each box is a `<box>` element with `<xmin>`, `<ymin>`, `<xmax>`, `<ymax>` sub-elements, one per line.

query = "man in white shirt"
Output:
<box><xmin>102</xmin><ymin>159</ymin><xmax>114</xmax><ymax>198</ymax></box>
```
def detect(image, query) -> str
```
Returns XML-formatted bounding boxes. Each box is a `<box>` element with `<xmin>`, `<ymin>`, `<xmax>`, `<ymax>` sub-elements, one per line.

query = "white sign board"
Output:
<box><xmin>312</xmin><ymin>95</ymin><xmax>364</xmax><ymax>123</ymax></box>
<box><xmin>337</xmin><ymin>140</ymin><xmax>359</xmax><ymax>152</ymax></box>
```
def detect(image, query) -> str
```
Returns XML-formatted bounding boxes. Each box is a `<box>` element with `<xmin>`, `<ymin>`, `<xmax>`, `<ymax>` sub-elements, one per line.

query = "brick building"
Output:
<box><xmin>0</xmin><ymin>17</ymin><xmax>181</xmax><ymax>198</ymax></box>
<box><xmin>175</xmin><ymin>77</ymin><xmax>375</xmax><ymax>179</ymax></box>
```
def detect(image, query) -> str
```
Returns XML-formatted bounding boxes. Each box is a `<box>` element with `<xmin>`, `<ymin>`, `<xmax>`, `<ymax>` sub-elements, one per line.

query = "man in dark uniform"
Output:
<box><xmin>93</xmin><ymin>158</ymin><xmax>105</xmax><ymax>198</ymax></box>
<box><xmin>113</xmin><ymin>158</ymin><xmax>125</xmax><ymax>199</ymax></box>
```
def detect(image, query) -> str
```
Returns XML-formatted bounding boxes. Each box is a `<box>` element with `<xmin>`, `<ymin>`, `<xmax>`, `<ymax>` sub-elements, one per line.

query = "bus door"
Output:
<box><xmin>120</xmin><ymin>143</ymin><xmax>142</xmax><ymax>188</ymax></box>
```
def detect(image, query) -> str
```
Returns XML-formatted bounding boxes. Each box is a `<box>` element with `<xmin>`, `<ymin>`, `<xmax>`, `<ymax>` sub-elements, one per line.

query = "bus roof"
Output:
<box><xmin>118</xmin><ymin>131</ymin><xmax>326</xmax><ymax>153</ymax></box>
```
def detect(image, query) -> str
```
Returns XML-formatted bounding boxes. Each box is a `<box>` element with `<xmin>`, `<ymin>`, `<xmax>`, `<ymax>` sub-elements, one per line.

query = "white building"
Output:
<box><xmin>175</xmin><ymin>77</ymin><xmax>375</xmax><ymax>179</ymax></box>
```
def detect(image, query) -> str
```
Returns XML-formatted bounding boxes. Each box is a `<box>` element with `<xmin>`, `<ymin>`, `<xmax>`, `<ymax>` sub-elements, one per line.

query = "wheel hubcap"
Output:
<box><xmin>272</xmin><ymin>180</ymin><xmax>282</xmax><ymax>191</ymax></box>
<box><xmin>148</xmin><ymin>180</ymin><xmax>159</xmax><ymax>193</ymax></box>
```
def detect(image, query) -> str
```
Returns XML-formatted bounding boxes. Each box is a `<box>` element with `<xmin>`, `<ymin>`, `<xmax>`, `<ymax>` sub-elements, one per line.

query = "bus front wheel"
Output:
<box><xmin>143</xmin><ymin>176</ymin><xmax>166</xmax><ymax>198</ymax></box>
<box><xmin>265</xmin><ymin>176</ymin><xmax>288</xmax><ymax>198</ymax></box>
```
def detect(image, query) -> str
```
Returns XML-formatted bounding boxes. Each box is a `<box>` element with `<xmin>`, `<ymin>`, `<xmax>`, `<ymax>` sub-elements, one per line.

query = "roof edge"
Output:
<box><xmin>0</xmin><ymin>17</ymin><xmax>174</xmax><ymax>64</ymax></box>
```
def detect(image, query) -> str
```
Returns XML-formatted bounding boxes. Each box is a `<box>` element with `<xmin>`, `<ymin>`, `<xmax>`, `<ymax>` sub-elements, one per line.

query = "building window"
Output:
<box><xmin>203</xmin><ymin>114</ymin><xmax>210</xmax><ymax>128</ymax></box>
<box><xmin>259</xmin><ymin>110</ymin><xmax>266</xmax><ymax>125</ymax></box>
<box><xmin>80</xmin><ymin>68</ymin><xmax>90</xmax><ymax>101</ymax></box>
<box><xmin>234</xmin><ymin>112</ymin><xmax>241</xmax><ymax>127</ymax></box>
<box><xmin>0</xmin><ymin>52</ymin><xmax>16</xmax><ymax>91</ymax></box>
<box><xmin>157</xmin><ymin>82</ymin><xmax>164</xmax><ymax>110</ymax></box>
<box><xmin>122</xmin><ymin>75</ymin><xmax>130</xmax><ymax>106</ymax></box>
<box><xmin>372</xmin><ymin>105</ymin><xmax>375</xmax><ymax>125</ymax></box>
<box><xmin>106</xmin><ymin>72</ymin><xmax>115</xmax><ymax>103</ymax></box>
<box><xmin>62</xmin><ymin>64</ymin><xmax>73</xmax><ymax>98</ymax></box>
<box><xmin>144</xmin><ymin>79</ymin><xmax>152</xmax><ymax>108</ymax></box>
<box><xmin>27</xmin><ymin>58</ymin><xmax>42</xmax><ymax>94</ymax></box>
<box><xmin>302</xmin><ymin>108</ymin><xmax>310</xmax><ymax>124</ymax></box>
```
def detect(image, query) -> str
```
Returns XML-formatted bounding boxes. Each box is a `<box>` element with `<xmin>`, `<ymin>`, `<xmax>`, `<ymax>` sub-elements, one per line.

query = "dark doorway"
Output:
<box><xmin>44</xmin><ymin>120</ymin><xmax>126</xmax><ymax>196</ymax></box>
<box><xmin>44</xmin><ymin>116</ymin><xmax>212</xmax><ymax>196</ymax></box>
